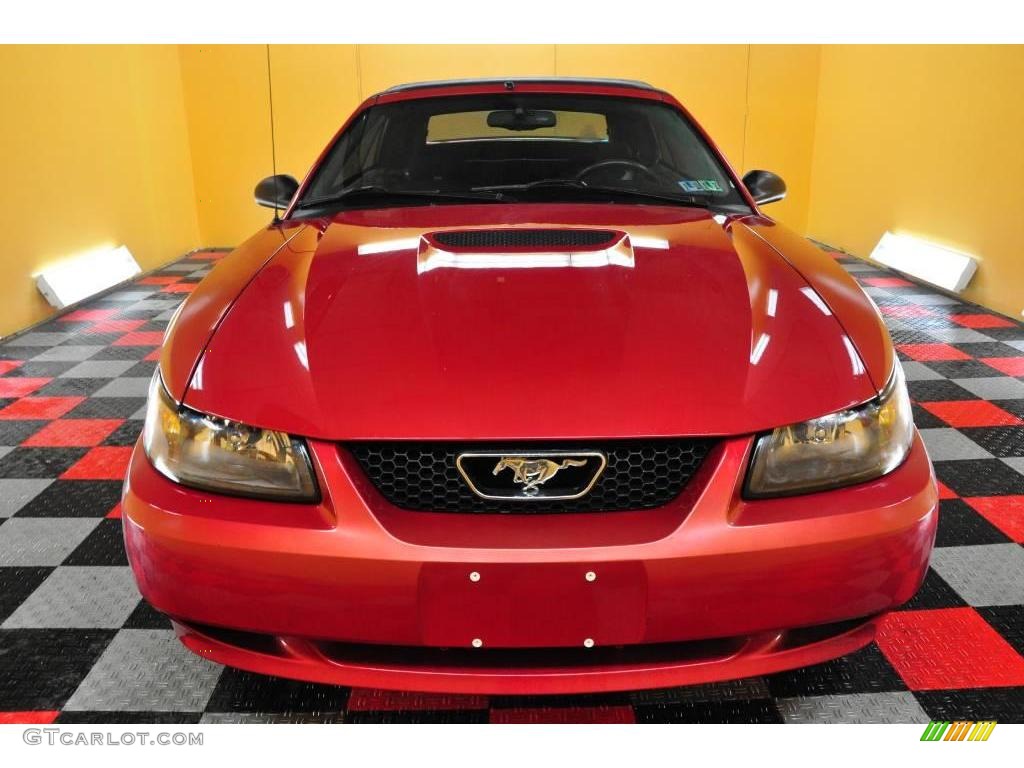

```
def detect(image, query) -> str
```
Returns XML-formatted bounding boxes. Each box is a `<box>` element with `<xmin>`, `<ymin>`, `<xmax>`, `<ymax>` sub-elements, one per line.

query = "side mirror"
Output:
<box><xmin>254</xmin><ymin>174</ymin><xmax>299</xmax><ymax>210</ymax></box>
<box><xmin>742</xmin><ymin>170</ymin><xmax>786</xmax><ymax>206</ymax></box>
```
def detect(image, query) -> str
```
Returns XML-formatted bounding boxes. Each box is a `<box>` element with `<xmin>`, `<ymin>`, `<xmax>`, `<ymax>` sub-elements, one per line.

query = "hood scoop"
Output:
<box><xmin>432</xmin><ymin>228</ymin><xmax>618</xmax><ymax>249</ymax></box>
<box><xmin>419</xmin><ymin>228</ymin><xmax>633</xmax><ymax>273</ymax></box>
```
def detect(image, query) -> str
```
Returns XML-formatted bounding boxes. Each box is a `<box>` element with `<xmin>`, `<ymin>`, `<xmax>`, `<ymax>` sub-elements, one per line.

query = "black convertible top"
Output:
<box><xmin>379</xmin><ymin>77</ymin><xmax>660</xmax><ymax>95</ymax></box>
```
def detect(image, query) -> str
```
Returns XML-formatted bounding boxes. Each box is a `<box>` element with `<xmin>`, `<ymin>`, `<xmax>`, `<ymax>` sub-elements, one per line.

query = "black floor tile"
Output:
<box><xmin>15</xmin><ymin>480</ymin><xmax>123</xmax><ymax>517</ymax></box>
<box><xmin>0</xmin><ymin>629</ymin><xmax>116</xmax><ymax>710</ymax></box>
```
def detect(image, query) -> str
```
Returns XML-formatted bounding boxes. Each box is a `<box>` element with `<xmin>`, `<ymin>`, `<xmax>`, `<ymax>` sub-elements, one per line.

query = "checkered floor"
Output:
<box><xmin>0</xmin><ymin>247</ymin><xmax>1022</xmax><ymax>724</ymax></box>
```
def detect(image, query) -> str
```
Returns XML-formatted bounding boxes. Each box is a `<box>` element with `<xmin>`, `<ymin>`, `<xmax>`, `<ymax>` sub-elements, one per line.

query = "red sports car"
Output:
<box><xmin>123</xmin><ymin>78</ymin><xmax>938</xmax><ymax>694</ymax></box>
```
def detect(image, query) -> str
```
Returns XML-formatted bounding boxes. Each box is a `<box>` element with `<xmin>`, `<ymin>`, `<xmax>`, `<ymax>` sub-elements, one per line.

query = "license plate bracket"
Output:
<box><xmin>418</xmin><ymin>561</ymin><xmax>647</xmax><ymax>648</ymax></box>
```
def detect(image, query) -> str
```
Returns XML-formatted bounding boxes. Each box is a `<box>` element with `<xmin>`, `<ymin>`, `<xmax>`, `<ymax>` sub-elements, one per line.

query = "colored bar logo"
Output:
<box><xmin>921</xmin><ymin>721</ymin><xmax>997</xmax><ymax>741</ymax></box>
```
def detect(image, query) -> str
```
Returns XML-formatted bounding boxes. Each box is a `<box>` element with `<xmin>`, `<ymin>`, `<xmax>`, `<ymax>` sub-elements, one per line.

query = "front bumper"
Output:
<box><xmin>123</xmin><ymin>434</ymin><xmax>938</xmax><ymax>694</ymax></box>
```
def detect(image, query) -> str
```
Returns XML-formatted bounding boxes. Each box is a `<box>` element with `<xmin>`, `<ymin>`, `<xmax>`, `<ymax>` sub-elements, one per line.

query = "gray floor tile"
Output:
<box><xmin>127</xmin><ymin>299</ymin><xmax>182</xmax><ymax>312</ymax></box>
<box><xmin>63</xmin><ymin>629</ymin><xmax>223</xmax><ymax>711</ymax></box>
<box><xmin>931</xmin><ymin>543</ymin><xmax>1024</xmax><ymax>606</ymax></box>
<box><xmin>904</xmin><ymin>293</ymin><xmax>960</xmax><ymax>305</ymax></box>
<box><xmin>2</xmin><ymin>566</ymin><xmax>140</xmax><ymax>628</ymax></box>
<box><xmin>30</xmin><ymin>345</ymin><xmax>105</xmax><ymax>361</ymax></box>
<box><xmin>777</xmin><ymin>692</ymin><xmax>928</xmax><ymax>723</ymax></box>
<box><xmin>901</xmin><ymin>361</ymin><xmax>944</xmax><ymax>381</ymax></box>
<box><xmin>920</xmin><ymin>428</ymin><xmax>993</xmax><ymax>461</ymax></box>
<box><xmin>0</xmin><ymin>479</ymin><xmax>53</xmax><ymax>517</ymax></box>
<box><xmin>0</xmin><ymin>518</ymin><xmax>100</xmax><ymax>565</ymax></box>
<box><xmin>954</xmin><ymin>377</ymin><xmax>1024</xmax><ymax>401</ymax></box>
<box><xmin>160</xmin><ymin>263</ymin><xmax>201</xmax><ymax>273</ymax></box>
<box><xmin>92</xmin><ymin>378</ymin><xmax>152</xmax><ymax>398</ymax></box>
<box><xmin>5</xmin><ymin>332</ymin><xmax>74</xmax><ymax>347</ymax></box>
<box><xmin>922</xmin><ymin>328</ymin><xmax>994</xmax><ymax>343</ymax></box>
<box><xmin>59</xmin><ymin>360</ymin><xmax>138</xmax><ymax>379</ymax></box>
<box><xmin>104</xmin><ymin>290</ymin><xmax>155</xmax><ymax>303</ymax></box>
<box><xmin>862</xmin><ymin>287</ymin><xmax>892</xmax><ymax>298</ymax></box>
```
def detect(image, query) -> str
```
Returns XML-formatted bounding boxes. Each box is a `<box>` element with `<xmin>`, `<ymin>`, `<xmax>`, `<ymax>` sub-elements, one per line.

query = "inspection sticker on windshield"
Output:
<box><xmin>679</xmin><ymin>179</ymin><xmax>723</xmax><ymax>193</ymax></box>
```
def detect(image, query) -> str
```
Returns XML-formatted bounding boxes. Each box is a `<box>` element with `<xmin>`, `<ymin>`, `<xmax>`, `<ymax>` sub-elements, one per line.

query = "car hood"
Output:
<box><xmin>182</xmin><ymin>205</ymin><xmax>878</xmax><ymax>440</ymax></box>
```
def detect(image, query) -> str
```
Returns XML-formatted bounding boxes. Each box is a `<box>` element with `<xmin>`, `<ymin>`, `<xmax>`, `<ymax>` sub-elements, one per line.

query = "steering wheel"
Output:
<box><xmin>575</xmin><ymin>159</ymin><xmax>659</xmax><ymax>184</ymax></box>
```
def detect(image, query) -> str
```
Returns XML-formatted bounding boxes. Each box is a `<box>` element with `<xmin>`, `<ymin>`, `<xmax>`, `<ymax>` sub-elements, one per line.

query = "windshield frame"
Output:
<box><xmin>284</xmin><ymin>87</ymin><xmax>757</xmax><ymax>219</ymax></box>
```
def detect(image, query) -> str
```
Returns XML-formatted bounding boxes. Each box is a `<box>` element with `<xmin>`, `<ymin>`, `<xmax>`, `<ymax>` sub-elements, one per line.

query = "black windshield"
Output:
<box><xmin>295</xmin><ymin>94</ymin><xmax>751</xmax><ymax>214</ymax></box>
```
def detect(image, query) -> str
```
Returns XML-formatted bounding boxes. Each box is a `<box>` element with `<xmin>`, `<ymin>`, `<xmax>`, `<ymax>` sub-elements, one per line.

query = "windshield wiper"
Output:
<box><xmin>296</xmin><ymin>185</ymin><xmax>508</xmax><ymax>210</ymax></box>
<box><xmin>474</xmin><ymin>179</ymin><xmax>712</xmax><ymax>208</ymax></box>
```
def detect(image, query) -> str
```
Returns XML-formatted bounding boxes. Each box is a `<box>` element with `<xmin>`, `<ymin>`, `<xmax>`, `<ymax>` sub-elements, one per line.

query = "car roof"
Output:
<box><xmin>379</xmin><ymin>77</ymin><xmax>660</xmax><ymax>95</ymax></box>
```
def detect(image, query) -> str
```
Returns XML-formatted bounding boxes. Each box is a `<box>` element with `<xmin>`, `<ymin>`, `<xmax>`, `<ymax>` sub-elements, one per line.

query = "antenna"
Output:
<box><xmin>266</xmin><ymin>44</ymin><xmax>280</xmax><ymax>225</ymax></box>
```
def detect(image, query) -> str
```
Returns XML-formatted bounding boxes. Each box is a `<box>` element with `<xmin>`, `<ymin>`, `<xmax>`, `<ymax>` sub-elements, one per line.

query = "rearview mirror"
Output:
<box><xmin>742</xmin><ymin>170</ymin><xmax>786</xmax><ymax>206</ymax></box>
<box><xmin>254</xmin><ymin>174</ymin><xmax>299</xmax><ymax>210</ymax></box>
<box><xmin>487</xmin><ymin>108</ymin><xmax>557</xmax><ymax>131</ymax></box>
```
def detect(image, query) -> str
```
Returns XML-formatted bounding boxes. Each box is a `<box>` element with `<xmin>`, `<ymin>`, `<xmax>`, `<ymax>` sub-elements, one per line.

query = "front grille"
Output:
<box><xmin>432</xmin><ymin>229</ymin><xmax>617</xmax><ymax>249</ymax></box>
<box><xmin>347</xmin><ymin>440</ymin><xmax>715</xmax><ymax>514</ymax></box>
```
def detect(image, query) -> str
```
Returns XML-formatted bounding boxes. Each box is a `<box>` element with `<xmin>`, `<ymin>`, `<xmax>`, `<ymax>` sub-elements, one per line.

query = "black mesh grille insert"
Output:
<box><xmin>347</xmin><ymin>440</ymin><xmax>715</xmax><ymax>514</ymax></box>
<box><xmin>432</xmin><ymin>229</ymin><xmax>617</xmax><ymax>249</ymax></box>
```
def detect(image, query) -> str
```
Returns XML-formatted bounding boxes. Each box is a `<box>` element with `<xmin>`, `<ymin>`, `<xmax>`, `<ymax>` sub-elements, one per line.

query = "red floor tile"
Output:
<box><xmin>980</xmin><ymin>357</ymin><xmax>1024</xmax><ymax>377</ymax></box>
<box><xmin>162</xmin><ymin>283</ymin><xmax>195</xmax><ymax>294</ymax></box>
<box><xmin>950</xmin><ymin>313</ymin><xmax>1016</xmax><ymax>329</ymax></box>
<box><xmin>59</xmin><ymin>308</ymin><xmax>118</xmax><ymax>322</ymax></box>
<box><xmin>864</xmin><ymin>277</ymin><xmax>914</xmax><ymax>288</ymax></box>
<box><xmin>491</xmin><ymin>706</ymin><xmax>636</xmax><ymax>724</ymax></box>
<box><xmin>106</xmin><ymin>502</ymin><xmax>123</xmax><ymax>519</ymax></box>
<box><xmin>89</xmin><ymin>318</ymin><xmax>145</xmax><ymax>334</ymax></box>
<box><xmin>936</xmin><ymin>481</ymin><xmax>959</xmax><ymax>500</ymax></box>
<box><xmin>920</xmin><ymin>400</ymin><xmax>1024</xmax><ymax>427</ymax></box>
<box><xmin>139</xmin><ymin>275</ymin><xmax>181</xmax><ymax>285</ymax></box>
<box><xmin>0</xmin><ymin>396</ymin><xmax>84</xmax><ymax>420</ymax></box>
<box><xmin>897</xmin><ymin>343</ymin><xmax>973</xmax><ymax>362</ymax></box>
<box><xmin>61</xmin><ymin>446</ymin><xmax>134</xmax><ymax>480</ymax></box>
<box><xmin>877</xmin><ymin>608</ymin><xmax>1024</xmax><ymax>690</ymax></box>
<box><xmin>880</xmin><ymin>305</ymin><xmax>936</xmax><ymax>319</ymax></box>
<box><xmin>965</xmin><ymin>496</ymin><xmax>1024</xmax><ymax>542</ymax></box>
<box><xmin>0</xmin><ymin>711</ymin><xmax>60</xmax><ymax>724</ymax></box>
<box><xmin>0</xmin><ymin>377</ymin><xmax>50</xmax><ymax>397</ymax></box>
<box><xmin>346</xmin><ymin>688</ymin><xmax>488</xmax><ymax>711</ymax></box>
<box><xmin>0</xmin><ymin>360</ymin><xmax>24</xmax><ymax>375</ymax></box>
<box><xmin>22</xmin><ymin>419</ymin><xmax>124</xmax><ymax>447</ymax></box>
<box><xmin>113</xmin><ymin>331</ymin><xmax>165</xmax><ymax>347</ymax></box>
<box><xmin>144</xmin><ymin>348</ymin><xmax>162</xmax><ymax>361</ymax></box>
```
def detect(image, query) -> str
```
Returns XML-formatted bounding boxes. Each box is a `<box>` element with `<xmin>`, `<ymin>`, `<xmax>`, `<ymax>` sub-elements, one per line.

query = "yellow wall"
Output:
<box><xmin>5</xmin><ymin>45</ymin><xmax>1017</xmax><ymax>337</ymax></box>
<box><xmin>178</xmin><ymin>44</ymin><xmax>822</xmax><ymax>244</ymax></box>
<box><xmin>0</xmin><ymin>45</ymin><xmax>199</xmax><ymax>338</ymax></box>
<box><xmin>807</xmin><ymin>45</ymin><xmax>1024</xmax><ymax>319</ymax></box>
<box><xmin>178</xmin><ymin>45</ymin><xmax>274</xmax><ymax>246</ymax></box>
<box><xmin>744</xmin><ymin>45</ymin><xmax>821</xmax><ymax>234</ymax></box>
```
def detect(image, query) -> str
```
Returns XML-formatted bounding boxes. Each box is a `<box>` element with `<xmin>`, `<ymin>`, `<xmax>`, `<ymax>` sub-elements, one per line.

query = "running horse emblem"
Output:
<box><xmin>492</xmin><ymin>456</ymin><xmax>588</xmax><ymax>496</ymax></box>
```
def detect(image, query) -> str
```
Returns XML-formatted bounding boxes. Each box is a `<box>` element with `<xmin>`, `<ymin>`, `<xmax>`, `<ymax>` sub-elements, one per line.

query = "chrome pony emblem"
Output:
<box><xmin>456</xmin><ymin>451</ymin><xmax>606</xmax><ymax>502</ymax></box>
<box><xmin>492</xmin><ymin>457</ymin><xmax>587</xmax><ymax>496</ymax></box>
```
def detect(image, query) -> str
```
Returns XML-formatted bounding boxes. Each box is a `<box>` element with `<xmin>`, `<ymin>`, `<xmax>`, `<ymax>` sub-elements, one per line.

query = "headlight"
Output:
<box><xmin>744</xmin><ymin>361</ymin><xmax>914</xmax><ymax>498</ymax></box>
<box><xmin>142</xmin><ymin>373</ymin><xmax>319</xmax><ymax>502</ymax></box>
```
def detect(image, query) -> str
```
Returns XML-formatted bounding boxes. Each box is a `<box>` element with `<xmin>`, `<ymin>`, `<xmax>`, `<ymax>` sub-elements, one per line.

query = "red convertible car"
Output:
<box><xmin>123</xmin><ymin>78</ymin><xmax>938</xmax><ymax>694</ymax></box>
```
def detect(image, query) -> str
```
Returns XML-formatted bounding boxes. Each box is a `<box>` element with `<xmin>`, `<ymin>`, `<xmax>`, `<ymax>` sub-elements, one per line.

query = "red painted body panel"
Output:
<box><xmin>124</xmin><ymin>434</ymin><xmax>936</xmax><ymax>692</ymax></box>
<box><xmin>173</xmin><ymin>619</ymin><xmax>880</xmax><ymax>696</ymax></box>
<box><xmin>128</xmin><ymin>79</ymin><xmax>938</xmax><ymax>693</ymax></box>
<box><xmin>160</xmin><ymin>225</ymin><xmax>304</xmax><ymax>401</ymax></box>
<box><xmin>181</xmin><ymin>206</ymin><xmax>876</xmax><ymax>439</ymax></box>
<box><xmin>746</xmin><ymin>219</ymin><xmax>896</xmax><ymax>390</ymax></box>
